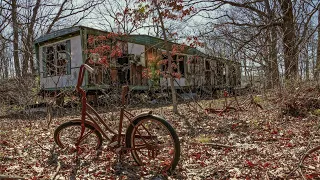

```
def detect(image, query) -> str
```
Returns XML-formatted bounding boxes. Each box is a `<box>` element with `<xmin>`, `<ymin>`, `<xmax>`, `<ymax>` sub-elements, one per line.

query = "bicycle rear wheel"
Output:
<box><xmin>300</xmin><ymin>145</ymin><xmax>320</xmax><ymax>179</ymax></box>
<box><xmin>125</xmin><ymin>116</ymin><xmax>180</xmax><ymax>174</ymax></box>
<box><xmin>54</xmin><ymin>121</ymin><xmax>103</xmax><ymax>155</ymax></box>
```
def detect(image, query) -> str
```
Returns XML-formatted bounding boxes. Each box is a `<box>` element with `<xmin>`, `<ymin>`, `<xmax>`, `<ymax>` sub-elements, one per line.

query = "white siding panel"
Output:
<box><xmin>160</xmin><ymin>77</ymin><xmax>186</xmax><ymax>87</ymax></box>
<box><xmin>70</xmin><ymin>36</ymin><xmax>82</xmax><ymax>67</ymax></box>
<box><xmin>40</xmin><ymin>68</ymin><xmax>81</xmax><ymax>89</ymax></box>
<box><xmin>160</xmin><ymin>78</ymin><xmax>168</xmax><ymax>87</ymax></box>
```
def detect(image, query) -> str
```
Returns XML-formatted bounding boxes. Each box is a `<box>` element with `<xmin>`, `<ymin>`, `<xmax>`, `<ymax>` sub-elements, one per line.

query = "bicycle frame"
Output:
<box><xmin>75</xmin><ymin>65</ymin><xmax>125</xmax><ymax>145</ymax></box>
<box><xmin>54</xmin><ymin>64</ymin><xmax>181</xmax><ymax>173</ymax></box>
<box><xmin>74</xmin><ymin>64</ymin><xmax>155</xmax><ymax>150</ymax></box>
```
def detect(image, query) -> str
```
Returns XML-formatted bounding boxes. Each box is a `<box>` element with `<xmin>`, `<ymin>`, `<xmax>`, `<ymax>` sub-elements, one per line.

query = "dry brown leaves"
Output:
<box><xmin>0</xmin><ymin>94</ymin><xmax>319</xmax><ymax>179</ymax></box>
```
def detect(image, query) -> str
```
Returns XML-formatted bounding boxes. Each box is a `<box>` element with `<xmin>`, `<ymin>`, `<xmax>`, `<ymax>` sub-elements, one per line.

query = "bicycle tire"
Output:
<box><xmin>125</xmin><ymin>115</ymin><xmax>180</xmax><ymax>174</ymax></box>
<box><xmin>300</xmin><ymin>145</ymin><xmax>320</xmax><ymax>179</ymax></box>
<box><xmin>54</xmin><ymin>121</ymin><xmax>103</xmax><ymax>151</ymax></box>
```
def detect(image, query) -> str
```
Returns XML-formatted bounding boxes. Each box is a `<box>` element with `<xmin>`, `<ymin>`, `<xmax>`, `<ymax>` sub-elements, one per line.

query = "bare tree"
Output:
<box><xmin>265</xmin><ymin>0</ymin><xmax>279</xmax><ymax>87</ymax></box>
<box><xmin>22</xmin><ymin>0</ymin><xmax>41</xmax><ymax>75</ymax></box>
<box><xmin>154</xmin><ymin>1</ymin><xmax>179</xmax><ymax>113</ymax></box>
<box><xmin>278</xmin><ymin>0</ymin><xmax>298</xmax><ymax>79</ymax></box>
<box><xmin>186</xmin><ymin>0</ymin><xmax>282</xmax><ymax>88</ymax></box>
<box><xmin>0</xmin><ymin>0</ymin><xmax>105</xmax><ymax>78</ymax></box>
<box><xmin>10</xmin><ymin>0</ymin><xmax>21</xmax><ymax>77</ymax></box>
<box><xmin>0</xmin><ymin>0</ymin><xmax>10</xmax><ymax>79</ymax></box>
<box><xmin>93</xmin><ymin>0</ymin><xmax>138</xmax><ymax>33</ymax></box>
<box><xmin>0</xmin><ymin>35</ymin><xmax>10</xmax><ymax>79</ymax></box>
<box><xmin>45</xmin><ymin>0</ymin><xmax>104</xmax><ymax>34</ymax></box>
<box><xmin>185</xmin><ymin>0</ymin><xmax>319</xmax><ymax>85</ymax></box>
<box><xmin>316</xmin><ymin>8</ymin><xmax>320</xmax><ymax>80</ymax></box>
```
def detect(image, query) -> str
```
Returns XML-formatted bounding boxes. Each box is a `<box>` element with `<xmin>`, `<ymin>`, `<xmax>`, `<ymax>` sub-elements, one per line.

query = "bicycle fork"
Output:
<box><xmin>75</xmin><ymin>92</ymin><xmax>87</xmax><ymax>151</ymax></box>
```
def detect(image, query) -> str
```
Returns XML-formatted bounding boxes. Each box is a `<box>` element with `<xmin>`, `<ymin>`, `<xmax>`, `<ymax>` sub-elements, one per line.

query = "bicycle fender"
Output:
<box><xmin>125</xmin><ymin>111</ymin><xmax>168</xmax><ymax>132</ymax></box>
<box><xmin>130</xmin><ymin>111</ymin><xmax>168</xmax><ymax>123</ymax></box>
<box><xmin>131</xmin><ymin>111</ymin><xmax>153</xmax><ymax>120</ymax></box>
<box><xmin>70</xmin><ymin>119</ymin><xmax>101</xmax><ymax>131</ymax></box>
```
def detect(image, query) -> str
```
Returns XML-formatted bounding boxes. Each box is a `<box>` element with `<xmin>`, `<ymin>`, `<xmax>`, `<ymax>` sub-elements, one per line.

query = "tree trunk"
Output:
<box><xmin>270</xmin><ymin>27</ymin><xmax>279</xmax><ymax>87</ymax></box>
<box><xmin>264</xmin><ymin>29</ymin><xmax>272</xmax><ymax>88</ymax></box>
<box><xmin>264</xmin><ymin>0</ymin><xmax>279</xmax><ymax>88</ymax></box>
<box><xmin>23</xmin><ymin>0</ymin><xmax>41</xmax><ymax>75</ymax></box>
<box><xmin>316</xmin><ymin>8</ymin><xmax>320</xmax><ymax>80</ymax></box>
<box><xmin>155</xmin><ymin>2</ymin><xmax>178</xmax><ymax>113</ymax></box>
<box><xmin>0</xmin><ymin>57</ymin><xmax>3</xmax><ymax>78</ymax></box>
<box><xmin>278</xmin><ymin>0</ymin><xmax>298</xmax><ymax>80</ymax></box>
<box><xmin>265</xmin><ymin>29</ymin><xmax>277</xmax><ymax>89</ymax></box>
<box><xmin>11</xmin><ymin>0</ymin><xmax>21</xmax><ymax>77</ymax></box>
<box><xmin>0</xmin><ymin>37</ymin><xmax>8</xmax><ymax>79</ymax></box>
<box><xmin>305</xmin><ymin>44</ymin><xmax>309</xmax><ymax>81</ymax></box>
<box><xmin>243</xmin><ymin>51</ymin><xmax>248</xmax><ymax>82</ymax></box>
<box><xmin>4</xmin><ymin>57</ymin><xmax>8</xmax><ymax>78</ymax></box>
<box><xmin>312</xmin><ymin>40</ymin><xmax>315</xmax><ymax>77</ymax></box>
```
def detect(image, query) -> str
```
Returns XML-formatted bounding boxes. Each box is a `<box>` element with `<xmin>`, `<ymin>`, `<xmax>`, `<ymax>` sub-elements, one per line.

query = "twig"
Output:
<box><xmin>203</xmin><ymin>143</ymin><xmax>236</xmax><ymax>149</ymax></box>
<box><xmin>0</xmin><ymin>174</ymin><xmax>27</xmax><ymax>179</ymax></box>
<box><xmin>37</xmin><ymin>142</ymin><xmax>51</xmax><ymax>151</ymax></box>
<box><xmin>46</xmin><ymin>103</ymin><xmax>53</xmax><ymax>129</ymax></box>
<box><xmin>51</xmin><ymin>161</ymin><xmax>61</xmax><ymax>180</ymax></box>
<box><xmin>285</xmin><ymin>121</ymin><xmax>320</xmax><ymax>179</ymax></box>
<box><xmin>265</xmin><ymin>171</ymin><xmax>270</xmax><ymax>180</ymax></box>
<box><xmin>298</xmin><ymin>167</ymin><xmax>307</xmax><ymax>180</ymax></box>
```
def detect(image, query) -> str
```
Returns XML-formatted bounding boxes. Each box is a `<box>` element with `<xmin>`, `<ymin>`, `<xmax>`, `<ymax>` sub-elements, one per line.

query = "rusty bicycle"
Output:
<box><xmin>53</xmin><ymin>63</ymin><xmax>180</xmax><ymax>174</ymax></box>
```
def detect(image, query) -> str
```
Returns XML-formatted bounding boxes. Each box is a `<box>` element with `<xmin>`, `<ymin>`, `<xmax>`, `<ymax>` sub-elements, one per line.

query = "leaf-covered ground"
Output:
<box><xmin>1</xmin><ymin>94</ymin><xmax>319</xmax><ymax>179</ymax></box>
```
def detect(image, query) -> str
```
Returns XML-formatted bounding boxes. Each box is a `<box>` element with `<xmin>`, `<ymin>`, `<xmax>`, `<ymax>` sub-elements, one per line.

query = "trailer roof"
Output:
<box><xmin>34</xmin><ymin>26</ymin><xmax>239</xmax><ymax>64</ymax></box>
<box><xmin>34</xmin><ymin>26</ymin><xmax>81</xmax><ymax>44</ymax></box>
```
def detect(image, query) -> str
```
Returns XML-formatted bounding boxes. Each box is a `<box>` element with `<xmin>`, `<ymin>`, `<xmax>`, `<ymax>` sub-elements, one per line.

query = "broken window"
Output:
<box><xmin>161</xmin><ymin>55</ymin><xmax>185</xmax><ymax>76</ymax></box>
<box><xmin>42</xmin><ymin>40</ymin><xmax>71</xmax><ymax>77</ymax></box>
<box><xmin>216</xmin><ymin>61</ymin><xmax>226</xmax><ymax>85</ymax></box>
<box><xmin>187</xmin><ymin>56</ymin><xmax>202</xmax><ymax>75</ymax></box>
<box><xmin>205</xmin><ymin>60</ymin><xmax>210</xmax><ymax>70</ymax></box>
<box><xmin>159</xmin><ymin>52</ymin><xmax>187</xmax><ymax>78</ymax></box>
<box><xmin>177</xmin><ymin>55</ymin><xmax>185</xmax><ymax>76</ymax></box>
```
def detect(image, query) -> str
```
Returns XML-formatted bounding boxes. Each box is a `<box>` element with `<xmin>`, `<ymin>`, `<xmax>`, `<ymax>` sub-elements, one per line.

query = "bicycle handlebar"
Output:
<box><xmin>84</xmin><ymin>64</ymin><xmax>94</xmax><ymax>74</ymax></box>
<box><xmin>76</xmin><ymin>64</ymin><xmax>94</xmax><ymax>94</ymax></box>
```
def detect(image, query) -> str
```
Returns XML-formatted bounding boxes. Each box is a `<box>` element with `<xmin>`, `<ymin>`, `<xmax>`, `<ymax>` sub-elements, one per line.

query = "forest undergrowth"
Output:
<box><xmin>1</xmin><ymin>86</ymin><xmax>320</xmax><ymax>179</ymax></box>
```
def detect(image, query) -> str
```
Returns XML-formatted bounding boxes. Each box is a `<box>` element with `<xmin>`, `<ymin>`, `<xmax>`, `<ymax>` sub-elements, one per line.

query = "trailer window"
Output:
<box><xmin>43</xmin><ymin>40</ymin><xmax>71</xmax><ymax>77</ymax></box>
<box><xmin>172</xmin><ymin>55</ymin><xmax>185</xmax><ymax>76</ymax></box>
<box><xmin>160</xmin><ymin>54</ymin><xmax>185</xmax><ymax>77</ymax></box>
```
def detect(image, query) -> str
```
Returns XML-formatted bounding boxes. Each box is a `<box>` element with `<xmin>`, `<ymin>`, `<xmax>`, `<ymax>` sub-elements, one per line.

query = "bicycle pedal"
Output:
<box><xmin>108</xmin><ymin>141</ymin><xmax>118</xmax><ymax>147</ymax></box>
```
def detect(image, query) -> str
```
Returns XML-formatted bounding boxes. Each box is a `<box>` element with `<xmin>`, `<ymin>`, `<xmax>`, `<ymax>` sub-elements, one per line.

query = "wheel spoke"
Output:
<box><xmin>128</xmin><ymin>117</ymin><xmax>180</xmax><ymax>173</ymax></box>
<box><xmin>54</xmin><ymin>121</ymin><xmax>102</xmax><ymax>159</ymax></box>
<box><xmin>79</xmin><ymin>129</ymin><xmax>96</xmax><ymax>144</ymax></box>
<box><xmin>300</xmin><ymin>146</ymin><xmax>320</xmax><ymax>179</ymax></box>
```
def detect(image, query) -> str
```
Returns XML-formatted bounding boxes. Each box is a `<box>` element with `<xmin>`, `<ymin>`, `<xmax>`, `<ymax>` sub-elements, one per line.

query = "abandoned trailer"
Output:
<box><xmin>34</xmin><ymin>26</ymin><xmax>241</xmax><ymax>103</ymax></box>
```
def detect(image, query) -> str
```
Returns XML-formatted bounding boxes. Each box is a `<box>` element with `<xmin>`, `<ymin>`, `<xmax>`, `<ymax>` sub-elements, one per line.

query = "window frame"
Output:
<box><xmin>42</xmin><ymin>40</ymin><xmax>71</xmax><ymax>77</ymax></box>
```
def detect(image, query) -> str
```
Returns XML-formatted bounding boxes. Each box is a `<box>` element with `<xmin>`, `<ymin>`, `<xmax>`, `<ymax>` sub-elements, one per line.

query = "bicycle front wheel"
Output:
<box><xmin>300</xmin><ymin>145</ymin><xmax>320</xmax><ymax>179</ymax></box>
<box><xmin>125</xmin><ymin>115</ymin><xmax>180</xmax><ymax>174</ymax></box>
<box><xmin>54</xmin><ymin>121</ymin><xmax>103</xmax><ymax>154</ymax></box>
